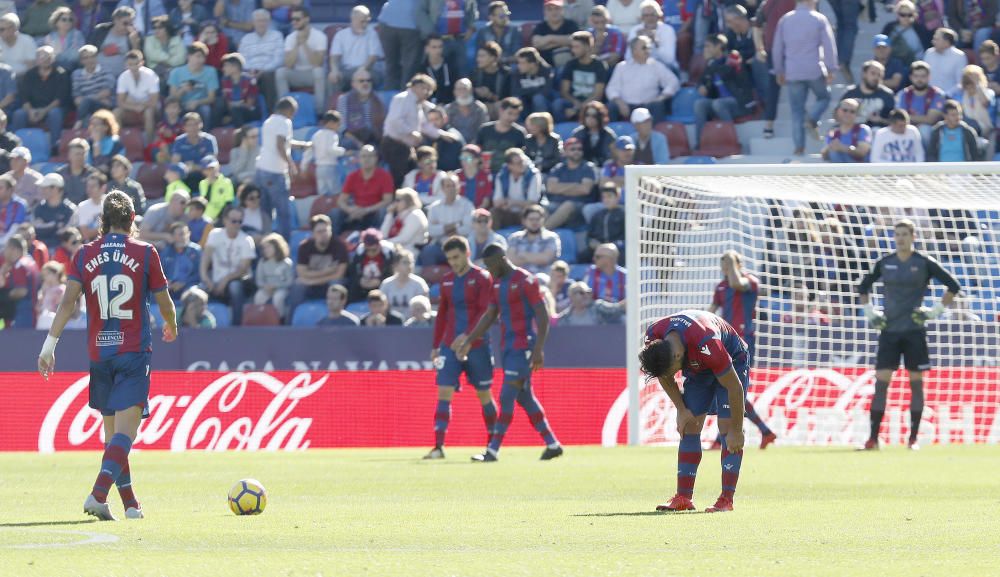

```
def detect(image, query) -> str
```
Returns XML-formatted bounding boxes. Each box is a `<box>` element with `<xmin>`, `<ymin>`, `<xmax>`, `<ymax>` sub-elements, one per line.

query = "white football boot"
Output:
<box><xmin>124</xmin><ymin>507</ymin><xmax>144</xmax><ymax>519</ymax></box>
<box><xmin>83</xmin><ymin>494</ymin><xmax>116</xmax><ymax>521</ymax></box>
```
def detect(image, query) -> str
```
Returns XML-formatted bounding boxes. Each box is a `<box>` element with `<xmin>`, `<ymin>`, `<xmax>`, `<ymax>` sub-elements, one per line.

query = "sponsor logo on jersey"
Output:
<box><xmin>96</xmin><ymin>331</ymin><xmax>124</xmax><ymax>347</ymax></box>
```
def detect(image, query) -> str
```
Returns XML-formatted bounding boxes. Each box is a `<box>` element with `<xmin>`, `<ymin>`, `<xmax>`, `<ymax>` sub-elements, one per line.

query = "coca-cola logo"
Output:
<box><xmin>39</xmin><ymin>373</ymin><xmax>327</xmax><ymax>453</ymax></box>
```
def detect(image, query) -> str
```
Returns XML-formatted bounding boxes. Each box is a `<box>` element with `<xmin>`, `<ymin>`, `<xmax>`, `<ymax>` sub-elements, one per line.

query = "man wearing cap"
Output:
<box><xmin>600</xmin><ymin>136</ymin><xmax>634</xmax><ymax>192</ymax></box>
<box><xmin>545</xmin><ymin>137</ymin><xmax>596</xmax><ymax>230</ymax></box>
<box><xmin>198</xmin><ymin>155</ymin><xmax>235</xmax><ymax>222</ymax></box>
<box><xmin>606</xmin><ymin>35</ymin><xmax>679</xmax><ymax>122</ymax></box>
<box><xmin>289</xmin><ymin>214</ymin><xmax>350</xmax><ymax>320</ymax></box>
<box><xmin>5</xmin><ymin>147</ymin><xmax>42</xmax><ymax>208</ymax></box>
<box><xmin>140</xmin><ymin>188</ymin><xmax>191</xmax><ymax>248</ymax></box>
<box><xmin>872</xmin><ymin>34</ymin><xmax>906</xmax><ymax>91</ymax></box>
<box><xmin>468</xmin><ymin>207</ymin><xmax>507</xmax><ymax>264</ymax></box>
<box><xmin>163</xmin><ymin>162</ymin><xmax>191</xmax><ymax>203</ymax></box>
<box><xmin>630</xmin><ymin>107</ymin><xmax>670</xmax><ymax>164</ymax></box>
<box><xmin>31</xmin><ymin>173</ymin><xmax>75</xmax><ymax>249</ymax></box>
<box><xmin>841</xmin><ymin>60</ymin><xmax>895</xmax><ymax>128</ymax></box>
<box><xmin>12</xmin><ymin>46</ymin><xmax>70</xmax><ymax>155</ymax></box>
<box><xmin>533</xmin><ymin>0</ymin><xmax>580</xmax><ymax>69</ymax></box>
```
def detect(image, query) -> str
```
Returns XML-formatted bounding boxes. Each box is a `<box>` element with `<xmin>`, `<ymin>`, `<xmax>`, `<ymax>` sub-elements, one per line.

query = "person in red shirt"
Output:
<box><xmin>15</xmin><ymin>222</ymin><xmax>49</xmax><ymax>265</ymax></box>
<box><xmin>0</xmin><ymin>235</ymin><xmax>39</xmax><ymax>328</ymax></box>
<box><xmin>52</xmin><ymin>227</ymin><xmax>83</xmax><ymax>268</ymax></box>
<box><xmin>332</xmin><ymin>144</ymin><xmax>395</xmax><ymax>234</ymax></box>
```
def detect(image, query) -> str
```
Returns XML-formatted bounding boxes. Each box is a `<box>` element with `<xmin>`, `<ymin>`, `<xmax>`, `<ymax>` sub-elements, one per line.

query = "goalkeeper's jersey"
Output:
<box><xmin>857</xmin><ymin>250</ymin><xmax>961</xmax><ymax>333</ymax></box>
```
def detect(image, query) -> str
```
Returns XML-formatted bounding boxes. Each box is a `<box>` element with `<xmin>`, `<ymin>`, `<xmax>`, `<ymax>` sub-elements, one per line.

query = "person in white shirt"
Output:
<box><xmin>0</xmin><ymin>13</ymin><xmax>38</xmax><ymax>76</ymax></box>
<box><xmin>275</xmin><ymin>6</ymin><xmax>326</xmax><ymax>115</ymax></box>
<box><xmin>421</xmin><ymin>172</ymin><xmax>474</xmax><ymax>265</ymax></box>
<box><xmin>379</xmin><ymin>187</ymin><xmax>428</xmax><ymax>255</ymax></box>
<box><xmin>301</xmin><ymin>110</ymin><xmax>346</xmax><ymax>197</ymax></box>
<box><xmin>606</xmin><ymin>0</ymin><xmax>643</xmax><ymax>30</ymax></box>
<box><xmin>626</xmin><ymin>0</ymin><xmax>676</xmax><ymax>70</ymax></box>
<box><xmin>200</xmin><ymin>205</ymin><xmax>256</xmax><ymax>326</ymax></box>
<box><xmin>69</xmin><ymin>172</ymin><xmax>107</xmax><ymax>242</ymax></box>
<box><xmin>922</xmin><ymin>28</ymin><xmax>969</xmax><ymax>93</ymax></box>
<box><xmin>329</xmin><ymin>5</ymin><xmax>383</xmax><ymax>92</ymax></box>
<box><xmin>255</xmin><ymin>96</ymin><xmax>312</xmax><ymax>239</ymax></box>
<box><xmin>379</xmin><ymin>249</ymin><xmax>429</xmax><ymax>310</ymax></box>
<box><xmin>491</xmin><ymin>147</ymin><xmax>542</xmax><ymax>228</ymax></box>
<box><xmin>114</xmin><ymin>50</ymin><xmax>160</xmax><ymax>141</ymax></box>
<box><xmin>238</xmin><ymin>9</ymin><xmax>284</xmax><ymax>110</ymax></box>
<box><xmin>870</xmin><ymin>108</ymin><xmax>925</xmax><ymax>163</ymax></box>
<box><xmin>606</xmin><ymin>35</ymin><xmax>679</xmax><ymax>121</ymax></box>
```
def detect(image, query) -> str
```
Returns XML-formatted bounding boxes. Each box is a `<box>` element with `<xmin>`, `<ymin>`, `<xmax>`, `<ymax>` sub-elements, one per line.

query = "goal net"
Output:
<box><xmin>624</xmin><ymin>163</ymin><xmax>1000</xmax><ymax>447</ymax></box>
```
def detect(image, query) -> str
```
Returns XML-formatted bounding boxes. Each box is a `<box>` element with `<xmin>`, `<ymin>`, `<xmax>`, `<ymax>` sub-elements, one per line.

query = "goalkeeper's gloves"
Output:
<box><xmin>912</xmin><ymin>302</ymin><xmax>946</xmax><ymax>326</ymax></box>
<box><xmin>864</xmin><ymin>302</ymin><xmax>887</xmax><ymax>330</ymax></box>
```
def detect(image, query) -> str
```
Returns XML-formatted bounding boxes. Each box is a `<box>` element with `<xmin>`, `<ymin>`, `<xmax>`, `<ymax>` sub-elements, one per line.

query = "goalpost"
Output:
<box><xmin>624</xmin><ymin>163</ymin><xmax>1000</xmax><ymax>447</ymax></box>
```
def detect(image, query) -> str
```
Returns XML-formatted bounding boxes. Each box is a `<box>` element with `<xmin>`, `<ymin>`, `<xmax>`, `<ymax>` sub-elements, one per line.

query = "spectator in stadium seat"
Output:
<box><xmin>947</xmin><ymin>0</ymin><xmax>997</xmax><ymax>50</ymax></box>
<box><xmin>626</xmin><ymin>0</ymin><xmax>677</xmax><ymax>71</ymax></box>
<box><xmin>172</xmin><ymin>112</ymin><xmax>219</xmax><ymax>190</ymax></box>
<box><xmin>197</xmin><ymin>21</ymin><xmax>230</xmax><ymax>71</ymax></box>
<box><xmin>0</xmin><ymin>62</ymin><xmax>14</xmax><ymax>116</ymax></box>
<box><xmin>16</xmin><ymin>222</ymin><xmax>48</xmax><ymax>266</ymax></box>
<box><xmin>881</xmin><ymin>1</ymin><xmax>931</xmax><ymax>68</ymax></box>
<box><xmin>13</xmin><ymin>46</ymin><xmax>70</xmax><ymax>155</ymax></box>
<box><xmin>0</xmin><ymin>234</ymin><xmax>39</xmax><ymax>329</ymax></box>
<box><xmin>218</xmin><ymin>52</ymin><xmax>260</xmax><ymax>127</ymax></box>
<box><xmin>693</xmin><ymin>35</ymin><xmax>756</xmax><ymax>150</ymax></box>
<box><xmin>949</xmin><ymin>65</ymin><xmax>995</xmax><ymax>137</ymax></box>
<box><xmin>168</xmin><ymin>42</ymin><xmax>219</xmax><ymax>130</ymax></box>
<box><xmin>162</xmin><ymin>221</ymin><xmax>202</xmax><ymax>302</ymax></box>
<box><xmin>116</xmin><ymin>0</ymin><xmax>168</xmax><ymax>37</ymax></box>
<box><xmin>216</xmin><ymin>0</ymin><xmax>256</xmax><ymax>46</ymax></box>
<box><xmin>896</xmin><ymin>60</ymin><xmax>945</xmax><ymax>144</ymax></box>
<box><xmin>289</xmin><ymin>213</ymin><xmax>349</xmax><ymax>319</ymax></box>
<box><xmin>360</xmin><ymin>289</ymin><xmax>405</xmax><ymax>326</ymax></box>
<box><xmin>420</xmin><ymin>35</ymin><xmax>457</xmax><ymax>106</ymax></box>
<box><xmin>144</xmin><ymin>16</ymin><xmax>185</xmax><ymax>80</ymax></box>
<box><xmin>472</xmin><ymin>41</ymin><xmax>511</xmax><ymax>116</ymax></box>
<box><xmin>403</xmin><ymin>145</ymin><xmax>447</xmax><ymax>205</ymax></box>
<box><xmin>597</xmin><ymin>136</ymin><xmax>631</xmax><ymax>195</ymax></box>
<box><xmin>570</xmin><ymin>101</ymin><xmax>616</xmax><ymax>166</ymax></box>
<box><xmin>383</xmin><ymin>73</ymin><xmax>441</xmax><ymax>186</ymax></box>
<box><xmin>108</xmin><ymin>155</ymin><xmax>147</xmax><ymax>213</ymax></box>
<box><xmin>87</xmin><ymin>109</ymin><xmax>124</xmax><ymax>175</ymax></box>
<box><xmin>252</xmin><ymin>232</ymin><xmax>292</xmax><ymax>318</ymax></box>
<box><xmin>329</xmin><ymin>5</ymin><xmax>383</xmax><ymax>94</ymax></box>
<box><xmin>186</xmin><ymin>196</ymin><xmax>213</xmax><ymax>246</ymax></box>
<box><xmin>90</xmin><ymin>6</ymin><xmax>142</xmax><ymax>79</ymax></box>
<box><xmin>456</xmin><ymin>144</ymin><xmax>492</xmax><ymax>209</ymax></box>
<box><xmin>555</xmin><ymin>280</ymin><xmax>624</xmax><ymax>326</ymax></box>
<box><xmin>226</xmin><ymin>124</ymin><xmax>260</xmax><ymax>186</ymax></box>
<box><xmin>338</xmin><ymin>68</ymin><xmax>386</xmax><ymax>149</ymax></box>
<box><xmin>508</xmin><ymin>204</ymin><xmax>561</xmax><ymax>274</ymax></box>
<box><xmin>317</xmin><ymin>283</ymin><xmax>360</xmax><ymax>326</ymax></box>
<box><xmin>923</xmin><ymin>28</ymin><xmax>968</xmax><ymax>91</ymax></box>
<box><xmin>72</xmin><ymin>45</ymin><xmax>115</xmax><ymax>129</ymax></box>
<box><xmin>547</xmin><ymin>260</ymin><xmax>570</xmax><ymax>311</ymax></box>
<box><xmin>981</xmin><ymin>40</ymin><xmax>1000</xmax><ymax>95</ymax></box>
<box><xmin>379</xmin><ymin>187</ymin><xmax>428</xmax><ymax>254</ymax></box>
<box><xmin>6</xmin><ymin>147</ymin><xmax>42</xmax><ymax>208</ymax></box>
<box><xmin>587</xmin><ymin>242</ymin><xmax>626</xmax><ymax>302</ymax></box>
<box><xmin>69</xmin><ymin>171</ymin><xmax>106</xmax><ymax>242</ymax></box>
<box><xmin>114</xmin><ymin>50</ymin><xmax>160</xmax><ymax>141</ymax></box>
<box><xmin>841</xmin><ymin>60</ymin><xmax>896</xmax><ymax>129</ymax></box>
<box><xmin>491</xmin><ymin>147</ymin><xmax>541</xmax><ymax>229</ymax></box>
<box><xmin>445</xmin><ymin>78</ymin><xmax>490</xmax><ymax>145</ymax></box>
<box><xmin>169</xmin><ymin>0</ymin><xmax>208</xmax><ymax>44</ymax></box>
<box><xmin>871</xmin><ymin>109</ymin><xmax>925</xmax><ymax>163</ymax></box>
<box><xmin>564</xmin><ymin>0</ymin><xmax>595</xmax><ymax>29</ymax></box>
<box><xmin>0</xmin><ymin>174</ymin><xmax>27</xmax><ymax>244</ymax></box>
<box><xmin>74</xmin><ymin>0</ymin><xmax>106</xmax><ymax>41</ymax></box>
<box><xmin>404</xmin><ymin>294</ymin><xmax>435</xmax><ymax>327</ymax></box>
<box><xmin>511</xmin><ymin>47</ymin><xmax>554</xmax><ymax>118</ymax></box>
<box><xmin>555</xmin><ymin>31</ymin><xmax>607</xmax><ymax>123</ymax></box>
<box><xmin>587</xmin><ymin>7</ymin><xmax>625</xmax><ymax>71</ymax></box>
<box><xmin>381</xmin><ymin>247</ymin><xmax>430</xmax><ymax>308</ymax></box>
<box><xmin>140</xmin><ymin>187</ymin><xmax>188</xmax><ymax>247</ymax></box>
<box><xmin>334</xmin><ymin>144</ymin><xmax>394</xmax><ymax>234</ymax></box>
<box><xmin>59</xmin><ymin>139</ymin><xmax>99</xmax><ymax>206</ymax></box>
<box><xmin>586</xmin><ymin>182</ymin><xmax>625</xmax><ymax>259</ymax></box>
<box><xmin>347</xmin><ymin>227</ymin><xmax>397</xmax><ymax>303</ymax></box>
<box><xmin>275</xmin><ymin>7</ymin><xmax>326</xmax><ymax>117</ymax></box>
<box><xmin>164</xmin><ymin>163</ymin><xmax>192</xmax><ymax>203</ymax></box>
<box><xmin>545</xmin><ymin>137</ymin><xmax>596</xmax><ymax>229</ymax></box>
<box><xmin>524</xmin><ymin>112</ymin><xmax>563</xmax><ymax>175</ymax></box>
<box><xmin>422</xmin><ymin>173</ymin><xmax>474</xmax><ymax>265</ymax></box>
<box><xmin>31</xmin><ymin>173</ymin><xmax>74</xmax><ymax>249</ymax></box>
<box><xmin>0</xmin><ymin>111</ymin><xmax>17</xmax><ymax>158</ymax></box>
<box><xmin>474</xmin><ymin>1</ymin><xmax>520</xmax><ymax>65</ymax></box>
<box><xmin>821</xmin><ymin>98</ymin><xmax>873</xmax><ymax>163</ymax></box>
<box><xmin>872</xmin><ymin>34</ymin><xmax>906</xmax><ymax>92</ymax></box>
<box><xmin>179</xmin><ymin>286</ymin><xmax>216</xmax><ymax>329</ymax></box>
<box><xmin>201</xmin><ymin>205</ymin><xmax>254</xmax><ymax>325</ymax></box>
<box><xmin>0</xmin><ymin>14</ymin><xmax>38</xmax><ymax>76</ymax></box>
<box><xmin>606</xmin><ymin>36</ymin><xmax>679</xmax><ymax>122</ymax></box>
<box><xmin>235</xmin><ymin>182</ymin><xmax>268</xmax><ymax>242</ymax></box>
<box><xmin>425</xmin><ymin>107</ymin><xmax>464</xmax><ymax>172</ymax></box>
<box><xmin>476</xmin><ymin>97</ymin><xmax>527</xmax><ymax>174</ymax></box>
<box><xmin>629</xmin><ymin>107</ymin><xmax>669</xmax><ymax>164</ymax></box>
<box><xmin>238</xmin><ymin>9</ymin><xmax>283</xmax><ymax>111</ymax></box>
<box><xmin>415</xmin><ymin>0</ymin><xmax>478</xmax><ymax>77</ymax></box>
<box><xmin>41</xmin><ymin>7</ymin><xmax>86</xmax><ymax>70</ymax></box>
<box><xmin>533</xmin><ymin>0</ymin><xmax>580</xmax><ymax>70</ymax></box>
<box><xmin>468</xmin><ymin>207</ymin><xmax>505</xmax><ymax>264</ymax></box>
<box><xmin>927</xmin><ymin>99</ymin><xmax>984</xmax><ymax>161</ymax></box>
<box><xmin>197</xmin><ymin>155</ymin><xmax>235</xmax><ymax>221</ymax></box>
<box><xmin>21</xmin><ymin>0</ymin><xmax>61</xmax><ymax>38</ymax></box>
<box><xmin>50</xmin><ymin>226</ymin><xmax>80</xmax><ymax>267</ymax></box>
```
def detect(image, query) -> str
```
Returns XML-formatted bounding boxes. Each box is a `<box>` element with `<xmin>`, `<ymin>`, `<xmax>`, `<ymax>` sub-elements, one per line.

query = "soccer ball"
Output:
<box><xmin>228</xmin><ymin>479</ymin><xmax>267</xmax><ymax>516</ymax></box>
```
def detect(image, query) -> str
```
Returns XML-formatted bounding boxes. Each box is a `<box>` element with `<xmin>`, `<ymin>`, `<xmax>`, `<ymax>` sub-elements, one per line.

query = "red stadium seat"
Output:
<box><xmin>211</xmin><ymin>127</ymin><xmax>234</xmax><ymax>164</ymax></box>
<box><xmin>324</xmin><ymin>24</ymin><xmax>346</xmax><ymax>51</ymax></box>
<box><xmin>290</xmin><ymin>164</ymin><xmax>317</xmax><ymax>198</ymax></box>
<box><xmin>120</xmin><ymin>128</ymin><xmax>144</xmax><ymax>161</ymax></box>
<box><xmin>242</xmin><ymin>303</ymin><xmax>282</xmax><ymax>326</ymax></box>
<box><xmin>309</xmin><ymin>193</ymin><xmax>340</xmax><ymax>219</ymax></box>
<box><xmin>419</xmin><ymin>265</ymin><xmax>450</xmax><ymax>287</ymax></box>
<box><xmin>676</xmin><ymin>29</ymin><xmax>694</xmax><ymax>73</ymax></box>
<box><xmin>136</xmin><ymin>163</ymin><xmax>167</xmax><ymax>200</ymax></box>
<box><xmin>520</xmin><ymin>22</ymin><xmax>536</xmax><ymax>46</ymax></box>
<box><xmin>654</xmin><ymin>121</ymin><xmax>691</xmax><ymax>158</ymax></box>
<box><xmin>51</xmin><ymin>127</ymin><xmax>87</xmax><ymax>163</ymax></box>
<box><xmin>686</xmin><ymin>53</ymin><xmax>705</xmax><ymax>86</ymax></box>
<box><xmin>694</xmin><ymin>121</ymin><xmax>741</xmax><ymax>157</ymax></box>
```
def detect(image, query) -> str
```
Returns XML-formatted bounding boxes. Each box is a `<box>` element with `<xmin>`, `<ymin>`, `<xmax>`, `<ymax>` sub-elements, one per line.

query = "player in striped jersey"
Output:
<box><xmin>37</xmin><ymin>192</ymin><xmax>177</xmax><ymax>521</ymax></box>
<box><xmin>455</xmin><ymin>244</ymin><xmax>563</xmax><ymax>462</ymax></box>
<box><xmin>709</xmin><ymin>250</ymin><xmax>776</xmax><ymax>449</ymax></box>
<box><xmin>424</xmin><ymin>236</ymin><xmax>498</xmax><ymax>460</ymax></box>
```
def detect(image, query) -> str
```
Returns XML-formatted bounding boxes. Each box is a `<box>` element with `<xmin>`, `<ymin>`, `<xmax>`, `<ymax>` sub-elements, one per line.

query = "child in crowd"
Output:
<box><xmin>186</xmin><ymin>197</ymin><xmax>214</xmax><ymax>246</ymax></box>
<box><xmin>35</xmin><ymin>261</ymin><xmax>66</xmax><ymax>330</ymax></box>
<box><xmin>302</xmin><ymin>110</ymin><xmax>346</xmax><ymax>197</ymax></box>
<box><xmin>148</xmin><ymin>98</ymin><xmax>185</xmax><ymax>163</ymax></box>
<box><xmin>219</xmin><ymin>52</ymin><xmax>261</xmax><ymax>127</ymax></box>
<box><xmin>179</xmin><ymin>286</ymin><xmax>216</xmax><ymax>329</ymax></box>
<box><xmin>253</xmin><ymin>233</ymin><xmax>293</xmax><ymax>319</ymax></box>
<box><xmin>164</xmin><ymin>162</ymin><xmax>191</xmax><ymax>202</ymax></box>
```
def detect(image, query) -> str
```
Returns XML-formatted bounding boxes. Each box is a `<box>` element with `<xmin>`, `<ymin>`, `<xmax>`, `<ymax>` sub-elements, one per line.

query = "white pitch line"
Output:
<box><xmin>1</xmin><ymin>529</ymin><xmax>120</xmax><ymax>549</ymax></box>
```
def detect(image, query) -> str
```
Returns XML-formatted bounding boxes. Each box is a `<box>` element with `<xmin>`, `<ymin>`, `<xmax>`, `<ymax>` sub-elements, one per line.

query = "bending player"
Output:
<box><xmin>858</xmin><ymin>219</ymin><xmax>960</xmax><ymax>451</ymax></box>
<box><xmin>709</xmin><ymin>250</ymin><xmax>777</xmax><ymax>449</ymax></box>
<box><xmin>424</xmin><ymin>236</ymin><xmax>498</xmax><ymax>459</ymax></box>
<box><xmin>38</xmin><ymin>191</ymin><xmax>177</xmax><ymax>521</ymax></box>
<box><xmin>639</xmin><ymin>310</ymin><xmax>748</xmax><ymax>513</ymax></box>
<box><xmin>454</xmin><ymin>244</ymin><xmax>563</xmax><ymax>462</ymax></box>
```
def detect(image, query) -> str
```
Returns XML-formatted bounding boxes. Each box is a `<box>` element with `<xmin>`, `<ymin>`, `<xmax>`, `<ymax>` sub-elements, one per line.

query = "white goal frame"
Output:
<box><xmin>624</xmin><ymin>162</ymin><xmax>1000</xmax><ymax>446</ymax></box>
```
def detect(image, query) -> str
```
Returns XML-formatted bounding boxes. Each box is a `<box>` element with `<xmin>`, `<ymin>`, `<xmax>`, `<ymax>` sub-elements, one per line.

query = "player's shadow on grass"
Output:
<box><xmin>0</xmin><ymin>520</ymin><xmax>97</xmax><ymax>528</ymax></box>
<box><xmin>572</xmin><ymin>511</ymin><xmax>711</xmax><ymax>517</ymax></box>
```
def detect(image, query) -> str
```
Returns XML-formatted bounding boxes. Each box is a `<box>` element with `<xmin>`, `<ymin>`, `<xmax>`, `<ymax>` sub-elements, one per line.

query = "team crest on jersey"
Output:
<box><xmin>700</xmin><ymin>345</ymin><xmax>712</xmax><ymax>356</ymax></box>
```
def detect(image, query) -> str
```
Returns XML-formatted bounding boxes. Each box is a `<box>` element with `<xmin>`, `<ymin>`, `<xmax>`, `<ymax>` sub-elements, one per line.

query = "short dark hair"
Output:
<box><xmin>522</xmin><ymin>204</ymin><xmax>545</xmax><ymax>220</ymax></box>
<box><xmin>937</xmin><ymin>27</ymin><xmax>956</xmax><ymax>46</ymax></box>
<box><xmin>221</xmin><ymin>52</ymin><xmax>245</xmax><ymax>69</ymax></box>
<box><xmin>888</xmin><ymin>108</ymin><xmax>910</xmax><ymax>123</ymax></box>
<box><xmin>479</xmin><ymin>41</ymin><xmax>502</xmax><ymax>60</ymax></box>
<box><xmin>321</xmin><ymin>110</ymin><xmax>341</xmax><ymax>125</ymax></box>
<box><xmin>126</xmin><ymin>49</ymin><xmax>144</xmax><ymax>61</ymax></box>
<box><xmin>424</xmin><ymin>33</ymin><xmax>443</xmax><ymax>46</ymax></box>
<box><xmin>168</xmin><ymin>221</ymin><xmax>189</xmax><ymax>234</ymax></box>
<box><xmin>187</xmin><ymin>196</ymin><xmax>208</xmax><ymax>212</ymax></box>
<box><xmin>275</xmin><ymin>96</ymin><xmax>298</xmax><ymax>114</ymax></box>
<box><xmin>442</xmin><ymin>236</ymin><xmax>469</xmax><ymax>254</ymax></box>
<box><xmin>499</xmin><ymin>96</ymin><xmax>523</xmax><ymax>111</ymax></box>
<box><xmin>87</xmin><ymin>171</ymin><xmax>107</xmax><ymax>188</ymax></box>
<box><xmin>367</xmin><ymin>289</ymin><xmax>388</xmax><ymax>303</ymax></box>
<box><xmin>187</xmin><ymin>41</ymin><xmax>209</xmax><ymax>57</ymax></box>
<box><xmin>481</xmin><ymin>244</ymin><xmax>506</xmax><ymax>259</ymax></box>
<box><xmin>706</xmin><ymin>34</ymin><xmax>728</xmax><ymax>49</ymax></box>
<box><xmin>110</xmin><ymin>154</ymin><xmax>131</xmax><ymax>173</ymax></box>
<box><xmin>328</xmin><ymin>283</ymin><xmax>348</xmax><ymax>300</ymax></box>
<box><xmin>639</xmin><ymin>339</ymin><xmax>673</xmax><ymax>378</ymax></box>
<box><xmin>943</xmin><ymin>99</ymin><xmax>963</xmax><ymax>115</ymax></box>
<box><xmin>291</xmin><ymin>6</ymin><xmax>310</xmax><ymax>19</ymax></box>
<box><xmin>488</xmin><ymin>1</ymin><xmax>508</xmax><ymax>16</ymax></box>
<box><xmin>310</xmin><ymin>214</ymin><xmax>332</xmax><ymax>230</ymax></box>
<box><xmin>909</xmin><ymin>60</ymin><xmax>930</xmax><ymax>74</ymax></box>
<box><xmin>571</xmin><ymin>30</ymin><xmax>594</xmax><ymax>47</ymax></box>
<box><xmin>515</xmin><ymin>46</ymin><xmax>542</xmax><ymax>65</ymax></box>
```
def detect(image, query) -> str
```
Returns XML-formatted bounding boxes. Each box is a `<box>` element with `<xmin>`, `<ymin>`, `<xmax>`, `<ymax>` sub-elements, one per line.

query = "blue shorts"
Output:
<box><xmin>501</xmin><ymin>348</ymin><xmax>532</xmax><ymax>384</ymax></box>
<box><xmin>436</xmin><ymin>346</ymin><xmax>494</xmax><ymax>391</ymax></box>
<box><xmin>684</xmin><ymin>360</ymin><xmax>750</xmax><ymax>419</ymax></box>
<box><xmin>89</xmin><ymin>352</ymin><xmax>152</xmax><ymax>418</ymax></box>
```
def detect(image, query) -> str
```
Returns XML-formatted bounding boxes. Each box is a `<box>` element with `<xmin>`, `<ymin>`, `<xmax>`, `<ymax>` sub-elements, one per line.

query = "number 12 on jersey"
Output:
<box><xmin>90</xmin><ymin>274</ymin><xmax>135</xmax><ymax>320</ymax></box>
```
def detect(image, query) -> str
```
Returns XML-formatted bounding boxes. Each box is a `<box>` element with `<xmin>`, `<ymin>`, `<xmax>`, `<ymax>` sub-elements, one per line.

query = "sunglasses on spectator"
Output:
<box><xmin>246</xmin><ymin>195</ymin><xmax>260</xmax><ymax>201</ymax></box>
<box><xmin>566</xmin><ymin>146</ymin><xmax>582</xmax><ymax>152</ymax></box>
<box><xmin>839</xmin><ymin>107</ymin><xmax>858</xmax><ymax>113</ymax></box>
<box><xmin>460</xmin><ymin>154</ymin><xmax>478</xmax><ymax>161</ymax></box>
<box><xmin>229</xmin><ymin>218</ymin><xmax>243</xmax><ymax>224</ymax></box>
<box><xmin>898</xmin><ymin>12</ymin><xmax>914</xmax><ymax>17</ymax></box>
<box><xmin>356</xmin><ymin>78</ymin><xmax>372</xmax><ymax>83</ymax></box>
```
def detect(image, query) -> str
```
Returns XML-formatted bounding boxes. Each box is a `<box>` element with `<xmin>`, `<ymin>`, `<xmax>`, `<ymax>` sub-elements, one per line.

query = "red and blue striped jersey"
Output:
<box><xmin>66</xmin><ymin>233</ymin><xmax>168</xmax><ymax>362</ymax></box>
<box><xmin>492</xmin><ymin>267</ymin><xmax>543</xmax><ymax>351</ymax></box>
<box><xmin>712</xmin><ymin>273</ymin><xmax>759</xmax><ymax>338</ymax></box>
<box><xmin>433</xmin><ymin>265</ymin><xmax>493</xmax><ymax>350</ymax></box>
<box><xmin>645</xmin><ymin>310</ymin><xmax>747</xmax><ymax>378</ymax></box>
<box><xmin>587</xmin><ymin>264</ymin><xmax>626</xmax><ymax>303</ymax></box>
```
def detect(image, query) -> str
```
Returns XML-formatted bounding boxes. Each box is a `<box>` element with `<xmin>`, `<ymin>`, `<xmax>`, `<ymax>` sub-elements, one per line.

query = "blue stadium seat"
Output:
<box><xmin>555</xmin><ymin>228</ymin><xmax>577</xmax><ymax>264</ymax></box>
<box><xmin>32</xmin><ymin>161</ymin><xmax>60</xmax><ymax>175</ymax></box>
<box><xmin>346</xmin><ymin>301</ymin><xmax>370</xmax><ymax>318</ymax></box>
<box><xmin>498</xmin><ymin>227</ymin><xmax>519</xmax><ymax>239</ymax></box>
<box><xmin>667</xmin><ymin>87</ymin><xmax>704</xmax><ymax>124</ymax></box>
<box><xmin>288</xmin><ymin>92</ymin><xmax>317</xmax><ymax>128</ymax></box>
<box><xmin>569</xmin><ymin>263</ymin><xmax>590</xmax><ymax>280</ymax></box>
<box><xmin>378</xmin><ymin>90</ymin><xmax>397</xmax><ymax>108</ymax></box>
<box><xmin>289</xmin><ymin>229</ymin><xmax>311</xmax><ymax>263</ymax></box>
<box><xmin>555</xmin><ymin>122</ymin><xmax>578</xmax><ymax>140</ymax></box>
<box><xmin>292</xmin><ymin>300</ymin><xmax>327</xmax><ymax>327</ymax></box>
<box><xmin>429</xmin><ymin>283</ymin><xmax>440</xmax><ymax>300</ymax></box>
<box><xmin>608</xmin><ymin>121</ymin><xmax>637</xmax><ymax>140</ymax></box>
<box><xmin>208</xmin><ymin>302</ymin><xmax>231</xmax><ymax>327</ymax></box>
<box><xmin>16</xmin><ymin>128</ymin><xmax>50</xmax><ymax>163</ymax></box>
<box><xmin>288</xmin><ymin>198</ymin><xmax>300</xmax><ymax>230</ymax></box>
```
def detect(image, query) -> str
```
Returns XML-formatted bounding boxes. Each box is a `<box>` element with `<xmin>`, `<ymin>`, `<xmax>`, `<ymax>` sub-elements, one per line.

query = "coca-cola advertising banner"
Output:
<box><xmin>4</xmin><ymin>368</ymin><xmax>998</xmax><ymax>452</ymax></box>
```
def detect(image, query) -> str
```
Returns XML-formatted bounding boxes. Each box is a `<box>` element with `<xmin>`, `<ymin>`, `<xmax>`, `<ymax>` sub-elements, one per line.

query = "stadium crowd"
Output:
<box><xmin>0</xmin><ymin>0</ymin><xmax>992</xmax><ymax>330</ymax></box>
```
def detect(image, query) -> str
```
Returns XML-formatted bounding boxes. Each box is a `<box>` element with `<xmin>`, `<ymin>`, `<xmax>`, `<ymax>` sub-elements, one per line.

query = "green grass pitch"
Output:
<box><xmin>0</xmin><ymin>446</ymin><xmax>997</xmax><ymax>577</ymax></box>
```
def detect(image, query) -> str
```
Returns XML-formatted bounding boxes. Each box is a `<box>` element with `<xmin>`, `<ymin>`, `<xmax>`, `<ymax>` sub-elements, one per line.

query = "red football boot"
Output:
<box><xmin>760</xmin><ymin>432</ymin><xmax>777</xmax><ymax>450</ymax></box>
<box><xmin>656</xmin><ymin>494</ymin><xmax>695</xmax><ymax>512</ymax></box>
<box><xmin>705</xmin><ymin>495</ymin><xmax>734</xmax><ymax>513</ymax></box>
